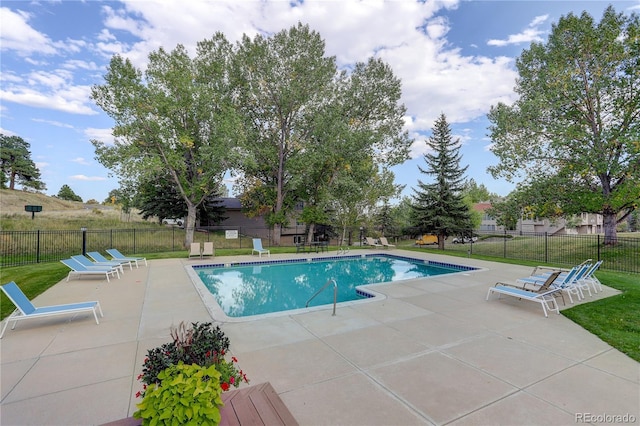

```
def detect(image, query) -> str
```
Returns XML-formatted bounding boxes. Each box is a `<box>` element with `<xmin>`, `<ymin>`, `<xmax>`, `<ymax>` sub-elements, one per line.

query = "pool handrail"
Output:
<box><xmin>306</xmin><ymin>278</ymin><xmax>338</xmax><ymax>316</ymax></box>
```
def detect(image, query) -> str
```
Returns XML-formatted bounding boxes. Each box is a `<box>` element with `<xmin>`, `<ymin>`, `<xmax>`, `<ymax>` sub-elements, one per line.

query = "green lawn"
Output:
<box><xmin>1</xmin><ymin>250</ymin><xmax>638</xmax><ymax>362</ymax></box>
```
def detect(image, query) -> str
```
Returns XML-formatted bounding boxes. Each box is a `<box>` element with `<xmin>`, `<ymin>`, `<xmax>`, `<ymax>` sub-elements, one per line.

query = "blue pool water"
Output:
<box><xmin>193</xmin><ymin>254</ymin><xmax>476</xmax><ymax>317</ymax></box>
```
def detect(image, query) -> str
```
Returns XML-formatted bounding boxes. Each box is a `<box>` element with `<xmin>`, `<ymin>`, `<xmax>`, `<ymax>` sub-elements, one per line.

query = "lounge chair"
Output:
<box><xmin>517</xmin><ymin>265</ymin><xmax>586</xmax><ymax>303</ymax></box>
<box><xmin>486</xmin><ymin>271</ymin><xmax>563</xmax><ymax>317</ymax></box>
<box><xmin>584</xmin><ymin>260</ymin><xmax>604</xmax><ymax>293</ymax></box>
<box><xmin>0</xmin><ymin>281</ymin><xmax>103</xmax><ymax>338</ymax></box>
<box><xmin>379</xmin><ymin>237</ymin><xmax>395</xmax><ymax>249</ymax></box>
<box><xmin>365</xmin><ymin>237</ymin><xmax>382</xmax><ymax>248</ymax></box>
<box><xmin>106</xmin><ymin>249</ymin><xmax>147</xmax><ymax>267</ymax></box>
<box><xmin>202</xmin><ymin>242</ymin><xmax>214</xmax><ymax>258</ymax></box>
<box><xmin>71</xmin><ymin>254</ymin><xmax>125</xmax><ymax>275</ymax></box>
<box><xmin>60</xmin><ymin>259</ymin><xmax>120</xmax><ymax>282</ymax></box>
<box><xmin>189</xmin><ymin>242</ymin><xmax>202</xmax><ymax>259</ymax></box>
<box><xmin>87</xmin><ymin>251</ymin><xmax>134</xmax><ymax>270</ymax></box>
<box><xmin>252</xmin><ymin>239</ymin><xmax>270</xmax><ymax>257</ymax></box>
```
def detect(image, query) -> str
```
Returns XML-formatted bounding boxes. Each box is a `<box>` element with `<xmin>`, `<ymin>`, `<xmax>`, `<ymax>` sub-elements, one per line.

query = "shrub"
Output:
<box><xmin>138</xmin><ymin>322</ymin><xmax>248</xmax><ymax>397</ymax></box>
<box><xmin>134</xmin><ymin>362</ymin><xmax>224</xmax><ymax>425</ymax></box>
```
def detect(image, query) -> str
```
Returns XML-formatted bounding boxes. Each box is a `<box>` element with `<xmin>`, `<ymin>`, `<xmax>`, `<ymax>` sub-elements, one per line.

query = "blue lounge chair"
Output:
<box><xmin>71</xmin><ymin>254</ymin><xmax>124</xmax><ymax>275</ymax></box>
<box><xmin>580</xmin><ymin>260</ymin><xmax>604</xmax><ymax>293</ymax></box>
<box><xmin>87</xmin><ymin>251</ymin><xmax>134</xmax><ymax>270</ymax></box>
<box><xmin>60</xmin><ymin>259</ymin><xmax>119</xmax><ymax>282</ymax></box>
<box><xmin>106</xmin><ymin>249</ymin><xmax>147</xmax><ymax>267</ymax></box>
<box><xmin>516</xmin><ymin>265</ymin><xmax>586</xmax><ymax>303</ymax></box>
<box><xmin>252</xmin><ymin>239</ymin><xmax>270</xmax><ymax>257</ymax></box>
<box><xmin>486</xmin><ymin>271</ymin><xmax>562</xmax><ymax>317</ymax></box>
<box><xmin>0</xmin><ymin>281</ymin><xmax>103</xmax><ymax>338</ymax></box>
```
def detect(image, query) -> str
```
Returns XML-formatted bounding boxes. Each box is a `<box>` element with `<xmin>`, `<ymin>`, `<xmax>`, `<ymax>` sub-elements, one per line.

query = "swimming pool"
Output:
<box><xmin>191</xmin><ymin>254</ymin><xmax>477</xmax><ymax>319</ymax></box>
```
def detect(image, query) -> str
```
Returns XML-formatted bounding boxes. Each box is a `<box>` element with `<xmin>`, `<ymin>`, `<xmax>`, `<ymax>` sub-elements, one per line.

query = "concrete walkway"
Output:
<box><xmin>1</xmin><ymin>250</ymin><xmax>638</xmax><ymax>425</ymax></box>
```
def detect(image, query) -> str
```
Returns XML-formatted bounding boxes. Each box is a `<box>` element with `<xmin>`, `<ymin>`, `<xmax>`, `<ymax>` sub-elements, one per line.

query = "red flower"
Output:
<box><xmin>221</xmin><ymin>383</ymin><xmax>230</xmax><ymax>391</ymax></box>
<box><xmin>230</xmin><ymin>377</ymin><xmax>235</xmax><ymax>384</ymax></box>
<box><xmin>137</xmin><ymin>374</ymin><xmax>143</xmax><ymax>380</ymax></box>
<box><xmin>232</xmin><ymin>356</ymin><xmax>238</xmax><ymax>363</ymax></box>
<box><xmin>136</xmin><ymin>391</ymin><xmax>141</xmax><ymax>398</ymax></box>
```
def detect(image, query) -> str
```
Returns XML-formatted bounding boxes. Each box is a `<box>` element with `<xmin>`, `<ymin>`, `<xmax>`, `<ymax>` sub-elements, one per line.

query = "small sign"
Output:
<box><xmin>25</xmin><ymin>205</ymin><xmax>42</xmax><ymax>220</ymax></box>
<box><xmin>225</xmin><ymin>230</ymin><xmax>239</xmax><ymax>239</ymax></box>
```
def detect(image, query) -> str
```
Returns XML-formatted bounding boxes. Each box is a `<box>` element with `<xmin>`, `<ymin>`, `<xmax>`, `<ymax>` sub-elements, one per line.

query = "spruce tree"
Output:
<box><xmin>411</xmin><ymin>113</ymin><xmax>473</xmax><ymax>249</ymax></box>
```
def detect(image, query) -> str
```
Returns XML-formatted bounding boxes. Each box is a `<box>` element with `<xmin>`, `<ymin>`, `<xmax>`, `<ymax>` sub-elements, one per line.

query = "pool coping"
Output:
<box><xmin>185</xmin><ymin>253</ymin><xmax>483</xmax><ymax>323</ymax></box>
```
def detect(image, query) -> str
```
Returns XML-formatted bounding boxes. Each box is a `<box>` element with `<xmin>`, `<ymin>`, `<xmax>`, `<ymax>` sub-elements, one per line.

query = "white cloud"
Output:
<box><xmin>0</xmin><ymin>7</ymin><xmax>56</xmax><ymax>55</ymax></box>
<box><xmin>70</xmin><ymin>157</ymin><xmax>91</xmax><ymax>166</ymax></box>
<box><xmin>31</xmin><ymin>118</ymin><xmax>75</xmax><ymax>129</ymax></box>
<box><xmin>70</xmin><ymin>175</ymin><xmax>107</xmax><ymax>181</ymax></box>
<box><xmin>84</xmin><ymin>127</ymin><xmax>115</xmax><ymax>146</ymax></box>
<box><xmin>487</xmin><ymin>14</ymin><xmax>549</xmax><ymax>47</ymax></box>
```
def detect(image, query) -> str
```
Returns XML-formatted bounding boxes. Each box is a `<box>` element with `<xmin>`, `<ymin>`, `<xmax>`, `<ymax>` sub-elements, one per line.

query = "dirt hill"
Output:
<box><xmin>0</xmin><ymin>189</ymin><xmax>87</xmax><ymax>213</ymax></box>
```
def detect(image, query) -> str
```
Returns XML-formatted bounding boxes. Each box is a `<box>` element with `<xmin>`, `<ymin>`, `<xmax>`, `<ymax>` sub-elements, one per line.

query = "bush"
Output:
<box><xmin>138</xmin><ymin>322</ymin><xmax>248</xmax><ymax>396</ymax></box>
<box><xmin>134</xmin><ymin>362</ymin><xmax>224</xmax><ymax>425</ymax></box>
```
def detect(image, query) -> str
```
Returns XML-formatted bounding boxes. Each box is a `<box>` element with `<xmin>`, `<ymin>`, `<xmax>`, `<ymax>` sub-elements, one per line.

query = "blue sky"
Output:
<box><xmin>1</xmin><ymin>0</ymin><xmax>638</xmax><ymax>203</ymax></box>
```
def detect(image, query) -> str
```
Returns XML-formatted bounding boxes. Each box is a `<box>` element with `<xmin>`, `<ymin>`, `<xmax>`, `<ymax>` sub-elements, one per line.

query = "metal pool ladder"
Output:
<box><xmin>306</xmin><ymin>279</ymin><xmax>338</xmax><ymax>316</ymax></box>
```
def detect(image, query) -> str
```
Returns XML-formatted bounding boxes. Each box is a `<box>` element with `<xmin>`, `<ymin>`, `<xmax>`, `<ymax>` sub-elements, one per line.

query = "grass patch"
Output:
<box><xmin>562</xmin><ymin>271</ymin><xmax>640</xmax><ymax>361</ymax></box>
<box><xmin>1</xmin><ymin>250</ymin><xmax>637</xmax><ymax>362</ymax></box>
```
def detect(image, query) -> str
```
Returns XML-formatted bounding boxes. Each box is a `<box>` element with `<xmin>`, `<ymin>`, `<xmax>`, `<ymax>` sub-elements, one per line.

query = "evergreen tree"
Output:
<box><xmin>411</xmin><ymin>113</ymin><xmax>473</xmax><ymax>249</ymax></box>
<box><xmin>57</xmin><ymin>184</ymin><xmax>83</xmax><ymax>202</ymax></box>
<box><xmin>0</xmin><ymin>134</ymin><xmax>46</xmax><ymax>191</ymax></box>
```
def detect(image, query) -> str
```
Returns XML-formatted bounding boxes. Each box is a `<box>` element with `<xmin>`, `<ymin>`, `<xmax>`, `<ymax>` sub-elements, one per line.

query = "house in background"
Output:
<box><xmin>474</xmin><ymin>203</ymin><xmax>603</xmax><ymax>235</ymax></box>
<box><xmin>205</xmin><ymin>198</ymin><xmax>307</xmax><ymax>244</ymax></box>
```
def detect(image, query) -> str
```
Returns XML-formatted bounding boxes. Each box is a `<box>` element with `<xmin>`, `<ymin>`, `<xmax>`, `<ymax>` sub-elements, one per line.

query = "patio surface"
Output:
<box><xmin>1</xmin><ymin>250</ymin><xmax>638</xmax><ymax>425</ymax></box>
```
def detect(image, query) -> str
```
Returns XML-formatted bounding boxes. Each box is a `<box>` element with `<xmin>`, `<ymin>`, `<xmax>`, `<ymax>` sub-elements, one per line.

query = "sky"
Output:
<box><xmin>1</xmin><ymin>0</ymin><xmax>639</xmax><ymax>204</ymax></box>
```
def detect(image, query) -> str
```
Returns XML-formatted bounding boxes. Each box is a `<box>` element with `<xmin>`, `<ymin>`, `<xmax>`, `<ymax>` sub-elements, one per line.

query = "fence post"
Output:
<box><xmin>544</xmin><ymin>232</ymin><xmax>548</xmax><ymax>264</ymax></box>
<box><xmin>597</xmin><ymin>234</ymin><xmax>601</xmax><ymax>261</ymax></box>
<box><xmin>133</xmin><ymin>228</ymin><xmax>136</xmax><ymax>253</ymax></box>
<box><xmin>37</xmin><ymin>230</ymin><xmax>41</xmax><ymax>263</ymax></box>
<box><xmin>81</xmin><ymin>228</ymin><xmax>87</xmax><ymax>255</ymax></box>
<box><xmin>503</xmin><ymin>229</ymin><xmax>507</xmax><ymax>258</ymax></box>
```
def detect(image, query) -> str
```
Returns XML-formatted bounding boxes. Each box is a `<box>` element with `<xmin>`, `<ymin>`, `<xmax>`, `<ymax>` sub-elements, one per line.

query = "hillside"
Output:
<box><xmin>0</xmin><ymin>189</ymin><xmax>86</xmax><ymax>213</ymax></box>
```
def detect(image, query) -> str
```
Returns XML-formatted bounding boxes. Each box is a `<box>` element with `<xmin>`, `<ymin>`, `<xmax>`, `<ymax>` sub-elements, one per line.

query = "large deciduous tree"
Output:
<box><xmin>0</xmin><ymin>134</ymin><xmax>46</xmax><ymax>191</ymax></box>
<box><xmin>487</xmin><ymin>6</ymin><xmax>640</xmax><ymax>244</ymax></box>
<box><xmin>91</xmin><ymin>34</ymin><xmax>241</xmax><ymax>247</ymax></box>
<box><xmin>231</xmin><ymin>24</ymin><xmax>337</xmax><ymax>245</ymax></box>
<box><xmin>411</xmin><ymin>113</ymin><xmax>474</xmax><ymax>249</ymax></box>
<box><xmin>232</xmin><ymin>24</ymin><xmax>411</xmax><ymax>245</ymax></box>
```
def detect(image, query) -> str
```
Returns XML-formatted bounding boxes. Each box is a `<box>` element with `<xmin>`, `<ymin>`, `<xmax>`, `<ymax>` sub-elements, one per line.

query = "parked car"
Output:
<box><xmin>452</xmin><ymin>236</ymin><xmax>477</xmax><ymax>244</ymax></box>
<box><xmin>162</xmin><ymin>218</ymin><xmax>183</xmax><ymax>227</ymax></box>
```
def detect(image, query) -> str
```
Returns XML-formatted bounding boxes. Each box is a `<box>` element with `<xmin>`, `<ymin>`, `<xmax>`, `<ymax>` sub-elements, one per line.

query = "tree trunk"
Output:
<box><xmin>184</xmin><ymin>202</ymin><xmax>197</xmax><ymax>248</ymax></box>
<box><xmin>306</xmin><ymin>223</ymin><xmax>316</xmax><ymax>243</ymax></box>
<box><xmin>602</xmin><ymin>209</ymin><xmax>618</xmax><ymax>245</ymax></box>
<box><xmin>438</xmin><ymin>232</ymin><xmax>446</xmax><ymax>250</ymax></box>
<box><xmin>272</xmin><ymin>223</ymin><xmax>281</xmax><ymax>246</ymax></box>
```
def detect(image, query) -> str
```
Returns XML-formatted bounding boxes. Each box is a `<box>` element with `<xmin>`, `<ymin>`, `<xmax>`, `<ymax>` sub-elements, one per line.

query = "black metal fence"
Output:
<box><xmin>1</xmin><ymin>227</ymin><xmax>638</xmax><ymax>274</ymax></box>
<box><xmin>442</xmin><ymin>231</ymin><xmax>639</xmax><ymax>274</ymax></box>
<box><xmin>0</xmin><ymin>227</ymin><xmax>264</xmax><ymax>268</ymax></box>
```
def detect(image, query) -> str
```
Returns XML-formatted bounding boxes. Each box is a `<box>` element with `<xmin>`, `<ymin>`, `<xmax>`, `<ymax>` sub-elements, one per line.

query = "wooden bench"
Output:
<box><xmin>221</xmin><ymin>382</ymin><xmax>298</xmax><ymax>426</ymax></box>
<box><xmin>102</xmin><ymin>382</ymin><xmax>298</xmax><ymax>426</ymax></box>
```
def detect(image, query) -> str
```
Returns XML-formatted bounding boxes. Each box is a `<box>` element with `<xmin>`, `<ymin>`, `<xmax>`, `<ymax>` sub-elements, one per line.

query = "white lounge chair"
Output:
<box><xmin>189</xmin><ymin>242</ymin><xmax>202</xmax><ymax>259</ymax></box>
<box><xmin>379</xmin><ymin>237</ymin><xmax>395</xmax><ymax>249</ymax></box>
<box><xmin>516</xmin><ymin>265</ymin><xmax>586</xmax><ymax>303</ymax></box>
<box><xmin>486</xmin><ymin>271</ymin><xmax>562</xmax><ymax>317</ymax></box>
<box><xmin>60</xmin><ymin>259</ymin><xmax>119</xmax><ymax>282</ymax></box>
<box><xmin>365</xmin><ymin>237</ymin><xmax>382</xmax><ymax>248</ymax></box>
<box><xmin>87</xmin><ymin>251</ymin><xmax>134</xmax><ymax>270</ymax></box>
<box><xmin>252</xmin><ymin>239</ymin><xmax>270</xmax><ymax>257</ymax></box>
<box><xmin>106</xmin><ymin>249</ymin><xmax>147</xmax><ymax>267</ymax></box>
<box><xmin>1</xmin><ymin>281</ymin><xmax>103</xmax><ymax>338</ymax></box>
<box><xmin>202</xmin><ymin>242</ymin><xmax>214</xmax><ymax>258</ymax></box>
<box><xmin>71</xmin><ymin>254</ymin><xmax>124</xmax><ymax>275</ymax></box>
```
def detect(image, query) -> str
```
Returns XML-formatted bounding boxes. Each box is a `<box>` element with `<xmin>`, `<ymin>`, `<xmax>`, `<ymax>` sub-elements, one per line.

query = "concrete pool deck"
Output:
<box><xmin>1</xmin><ymin>250</ymin><xmax>638</xmax><ymax>425</ymax></box>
